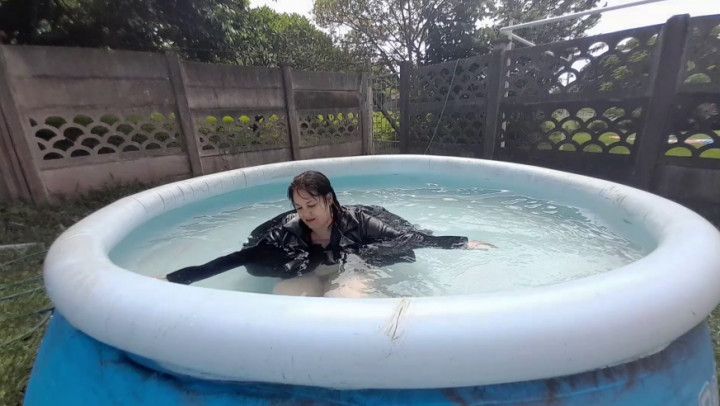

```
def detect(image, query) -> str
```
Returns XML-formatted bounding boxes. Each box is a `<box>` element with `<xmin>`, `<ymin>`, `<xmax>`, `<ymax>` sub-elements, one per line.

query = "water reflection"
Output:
<box><xmin>112</xmin><ymin>184</ymin><xmax>648</xmax><ymax>296</ymax></box>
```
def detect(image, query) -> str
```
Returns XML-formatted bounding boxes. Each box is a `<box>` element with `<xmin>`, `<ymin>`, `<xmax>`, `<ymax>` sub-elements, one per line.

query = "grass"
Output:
<box><xmin>0</xmin><ymin>183</ymin><xmax>150</xmax><ymax>405</ymax></box>
<box><xmin>713</xmin><ymin>310</ymin><xmax>720</xmax><ymax>378</ymax></box>
<box><xmin>0</xmin><ymin>248</ymin><xmax>49</xmax><ymax>406</ymax></box>
<box><xmin>0</xmin><ymin>182</ymin><xmax>719</xmax><ymax>404</ymax></box>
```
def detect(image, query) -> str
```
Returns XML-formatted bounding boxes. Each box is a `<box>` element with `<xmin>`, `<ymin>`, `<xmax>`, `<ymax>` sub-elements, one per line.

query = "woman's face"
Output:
<box><xmin>292</xmin><ymin>188</ymin><xmax>333</xmax><ymax>232</ymax></box>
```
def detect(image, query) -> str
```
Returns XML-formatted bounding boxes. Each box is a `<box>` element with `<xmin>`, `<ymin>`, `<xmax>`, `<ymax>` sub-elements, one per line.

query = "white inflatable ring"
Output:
<box><xmin>44</xmin><ymin>155</ymin><xmax>720</xmax><ymax>389</ymax></box>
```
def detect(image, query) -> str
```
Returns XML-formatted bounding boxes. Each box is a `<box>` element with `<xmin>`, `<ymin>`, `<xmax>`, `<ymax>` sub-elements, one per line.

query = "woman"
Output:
<box><xmin>165</xmin><ymin>171</ymin><xmax>494</xmax><ymax>297</ymax></box>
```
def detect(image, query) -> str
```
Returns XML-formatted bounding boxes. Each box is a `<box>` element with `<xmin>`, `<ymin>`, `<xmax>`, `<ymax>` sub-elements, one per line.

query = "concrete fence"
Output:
<box><xmin>372</xmin><ymin>14</ymin><xmax>720</xmax><ymax>224</ymax></box>
<box><xmin>0</xmin><ymin>45</ymin><xmax>372</xmax><ymax>203</ymax></box>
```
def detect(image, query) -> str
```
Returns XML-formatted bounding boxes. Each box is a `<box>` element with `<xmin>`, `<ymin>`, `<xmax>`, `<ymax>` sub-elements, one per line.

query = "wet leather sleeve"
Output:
<box><xmin>166</xmin><ymin>241</ymin><xmax>307</xmax><ymax>285</ymax></box>
<box><xmin>357</xmin><ymin>213</ymin><xmax>468</xmax><ymax>258</ymax></box>
<box><xmin>165</xmin><ymin>249</ymin><xmax>253</xmax><ymax>285</ymax></box>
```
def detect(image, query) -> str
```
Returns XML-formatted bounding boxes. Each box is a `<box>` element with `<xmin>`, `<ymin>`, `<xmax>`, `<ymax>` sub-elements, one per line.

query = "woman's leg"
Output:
<box><xmin>272</xmin><ymin>273</ymin><xmax>324</xmax><ymax>297</ymax></box>
<box><xmin>323</xmin><ymin>271</ymin><xmax>369</xmax><ymax>298</ymax></box>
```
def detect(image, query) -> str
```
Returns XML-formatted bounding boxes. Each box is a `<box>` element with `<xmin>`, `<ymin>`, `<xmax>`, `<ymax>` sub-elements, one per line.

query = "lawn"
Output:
<box><xmin>0</xmin><ymin>184</ymin><xmax>719</xmax><ymax>404</ymax></box>
<box><xmin>0</xmin><ymin>184</ymin><xmax>147</xmax><ymax>405</ymax></box>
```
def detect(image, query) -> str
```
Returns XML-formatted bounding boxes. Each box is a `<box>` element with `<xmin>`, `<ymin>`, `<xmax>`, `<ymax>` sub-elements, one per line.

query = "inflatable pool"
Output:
<box><xmin>27</xmin><ymin>155</ymin><xmax>720</xmax><ymax>405</ymax></box>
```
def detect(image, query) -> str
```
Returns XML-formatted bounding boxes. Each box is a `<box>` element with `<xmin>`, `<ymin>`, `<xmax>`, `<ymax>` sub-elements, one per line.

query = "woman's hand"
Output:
<box><xmin>465</xmin><ymin>240</ymin><xmax>497</xmax><ymax>250</ymax></box>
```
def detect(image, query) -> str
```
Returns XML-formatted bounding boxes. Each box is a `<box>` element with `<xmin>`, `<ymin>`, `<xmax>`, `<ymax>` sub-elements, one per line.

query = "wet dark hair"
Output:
<box><xmin>287</xmin><ymin>171</ymin><xmax>342</xmax><ymax>218</ymax></box>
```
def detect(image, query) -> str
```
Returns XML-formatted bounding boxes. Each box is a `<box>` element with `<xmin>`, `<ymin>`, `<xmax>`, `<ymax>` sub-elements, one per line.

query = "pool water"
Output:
<box><xmin>111</xmin><ymin>174</ymin><xmax>651</xmax><ymax>297</ymax></box>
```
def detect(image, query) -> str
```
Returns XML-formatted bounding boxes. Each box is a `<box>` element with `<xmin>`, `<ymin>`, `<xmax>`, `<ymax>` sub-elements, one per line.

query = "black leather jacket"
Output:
<box><xmin>166</xmin><ymin>205</ymin><xmax>467</xmax><ymax>284</ymax></box>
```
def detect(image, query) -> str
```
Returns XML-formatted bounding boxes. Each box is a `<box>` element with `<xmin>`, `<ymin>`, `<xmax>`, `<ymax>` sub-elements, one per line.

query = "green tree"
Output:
<box><xmin>423</xmin><ymin>1</ymin><xmax>494</xmax><ymax>63</ymax></box>
<box><xmin>233</xmin><ymin>7</ymin><xmax>364</xmax><ymax>71</ymax></box>
<box><xmin>0</xmin><ymin>0</ymin><xmax>251</xmax><ymax>62</ymax></box>
<box><xmin>314</xmin><ymin>0</ymin><xmax>602</xmax><ymax>72</ymax></box>
<box><xmin>493</xmin><ymin>0</ymin><xmax>601</xmax><ymax>46</ymax></box>
<box><xmin>0</xmin><ymin>0</ymin><xmax>363</xmax><ymax>70</ymax></box>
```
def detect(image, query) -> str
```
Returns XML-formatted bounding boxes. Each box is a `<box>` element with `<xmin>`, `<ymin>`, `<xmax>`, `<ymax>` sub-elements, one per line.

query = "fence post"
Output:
<box><xmin>0</xmin><ymin>46</ymin><xmax>49</xmax><ymax>204</ymax></box>
<box><xmin>359</xmin><ymin>72</ymin><xmax>373</xmax><ymax>155</ymax></box>
<box><xmin>0</xmin><ymin>96</ymin><xmax>26</xmax><ymax>201</ymax></box>
<box><xmin>482</xmin><ymin>41</ymin><xmax>510</xmax><ymax>159</ymax></box>
<box><xmin>165</xmin><ymin>52</ymin><xmax>204</xmax><ymax>177</ymax></box>
<box><xmin>399</xmin><ymin>61</ymin><xmax>411</xmax><ymax>154</ymax></box>
<box><xmin>281</xmin><ymin>65</ymin><xmax>301</xmax><ymax>160</ymax></box>
<box><xmin>633</xmin><ymin>14</ymin><xmax>690</xmax><ymax>189</ymax></box>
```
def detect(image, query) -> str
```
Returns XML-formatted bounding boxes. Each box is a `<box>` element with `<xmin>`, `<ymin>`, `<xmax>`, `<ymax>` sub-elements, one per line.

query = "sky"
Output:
<box><xmin>249</xmin><ymin>0</ymin><xmax>719</xmax><ymax>35</ymax></box>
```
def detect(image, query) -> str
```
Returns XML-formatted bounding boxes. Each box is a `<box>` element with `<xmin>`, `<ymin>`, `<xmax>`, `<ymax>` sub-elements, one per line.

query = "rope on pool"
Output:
<box><xmin>424</xmin><ymin>58</ymin><xmax>460</xmax><ymax>154</ymax></box>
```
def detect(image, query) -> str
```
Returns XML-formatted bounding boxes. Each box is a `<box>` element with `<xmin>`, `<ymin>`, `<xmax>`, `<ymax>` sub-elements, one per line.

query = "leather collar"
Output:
<box><xmin>281</xmin><ymin>206</ymin><xmax>361</xmax><ymax>248</ymax></box>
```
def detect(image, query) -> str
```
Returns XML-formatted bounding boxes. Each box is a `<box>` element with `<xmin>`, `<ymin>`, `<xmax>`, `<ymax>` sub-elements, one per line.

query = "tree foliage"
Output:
<box><xmin>236</xmin><ymin>7</ymin><xmax>363</xmax><ymax>71</ymax></box>
<box><xmin>493</xmin><ymin>0</ymin><xmax>601</xmax><ymax>46</ymax></box>
<box><xmin>0</xmin><ymin>0</ymin><xmax>250</xmax><ymax>62</ymax></box>
<box><xmin>0</xmin><ymin>0</ymin><xmax>363</xmax><ymax>70</ymax></box>
<box><xmin>314</xmin><ymin>0</ymin><xmax>602</xmax><ymax>72</ymax></box>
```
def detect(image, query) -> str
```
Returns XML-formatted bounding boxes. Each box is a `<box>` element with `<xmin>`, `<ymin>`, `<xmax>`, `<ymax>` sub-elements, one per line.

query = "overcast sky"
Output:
<box><xmin>249</xmin><ymin>0</ymin><xmax>719</xmax><ymax>35</ymax></box>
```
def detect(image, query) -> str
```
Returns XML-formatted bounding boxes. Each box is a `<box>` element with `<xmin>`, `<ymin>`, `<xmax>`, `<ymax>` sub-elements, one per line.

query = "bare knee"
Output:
<box><xmin>273</xmin><ymin>274</ymin><xmax>324</xmax><ymax>297</ymax></box>
<box><xmin>324</xmin><ymin>272</ymin><xmax>369</xmax><ymax>298</ymax></box>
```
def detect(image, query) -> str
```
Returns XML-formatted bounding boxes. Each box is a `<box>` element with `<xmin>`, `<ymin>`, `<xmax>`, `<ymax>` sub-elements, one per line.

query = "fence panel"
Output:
<box><xmin>292</xmin><ymin>71</ymin><xmax>364</xmax><ymax>160</ymax></box>
<box><xmin>408</xmin><ymin>54</ymin><xmax>493</xmax><ymax>156</ymax></box>
<box><xmin>678</xmin><ymin>15</ymin><xmax>720</xmax><ymax>94</ymax></box>
<box><xmin>504</xmin><ymin>24</ymin><xmax>664</xmax><ymax>103</ymax></box>
<box><xmin>181</xmin><ymin>61</ymin><xmax>292</xmax><ymax>173</ymax></box>
<box><xmin>0</xmin><ymin>45</ymin><xmax>372</xmax><ymax>201</ymax></box>
<box><xmin>371</xmin><ymin>72</ymin><xmax>400</xmax><ymax>154</ymax></box>
<box><xmin>1</xmin><ymin>46</ymin><xmax>188</xmax><ymax>197</ymax></box>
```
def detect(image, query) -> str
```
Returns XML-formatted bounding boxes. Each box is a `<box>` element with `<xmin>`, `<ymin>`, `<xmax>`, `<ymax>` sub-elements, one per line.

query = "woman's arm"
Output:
<box><xmin>166</xmin><ymin>241</ymin><xmax>309</xmax><ymax>284</ymax></box>
<box><xmin>165</xmin><ymin>249</ymin><xmax>252</xmax><ymax>284</ymax></box>
<box><xmin>166</xmin><ymin>211</ymin><xmax>307</xmax><ymax>284</ymax></box>
<box><xmin>356</xmin><ymin>214</ymin><xmax>468</xmax><ymax>258</ymax></box>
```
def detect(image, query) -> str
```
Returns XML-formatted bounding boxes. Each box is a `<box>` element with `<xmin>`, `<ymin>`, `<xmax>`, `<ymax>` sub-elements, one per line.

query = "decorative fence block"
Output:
<box><xmin>406</xmin><ymin>55</ymin><xmax>492</xmax><ymax>156</ymax></box>
<box><xmin>409</xmin><ymin>106</ymin><xmax>485</xmax><ymax>149</ymax></box>
<box><xmin>29</xmin><ymin>112</ymin><xmax>182</xmax><ymax>166</ymax></box>
<box><xmin>505</xmin><ymin>25</ymin><xmax>663</xmax><ymax>101</ymax></box>
<box><xmin>411</xmin><ymin>56</ymin><xmax>491</xmax><ymax>104</ymax></box>
<box><xmin>663</xmin><ymin>97</ymin><xmax>720</xmax><ymax>161</ymax></box>
<box><xmin>499</xmin><ymin>102</ymin><xmax>645</xmax><ymax>157</ymax></box>
<box><xmin>299</xmin><ymin>111</ymin><xmax>361</xmax><ymax>148</ymax></box>
<box><xmin>196</xmin><ymin>112</ymin><xmax>288</xmax><ymax>156</ymax></box>
<box><xmin>679</xmin><ymin>16</ymin><xmax>720</xmax><ymax>92</ymax></box>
